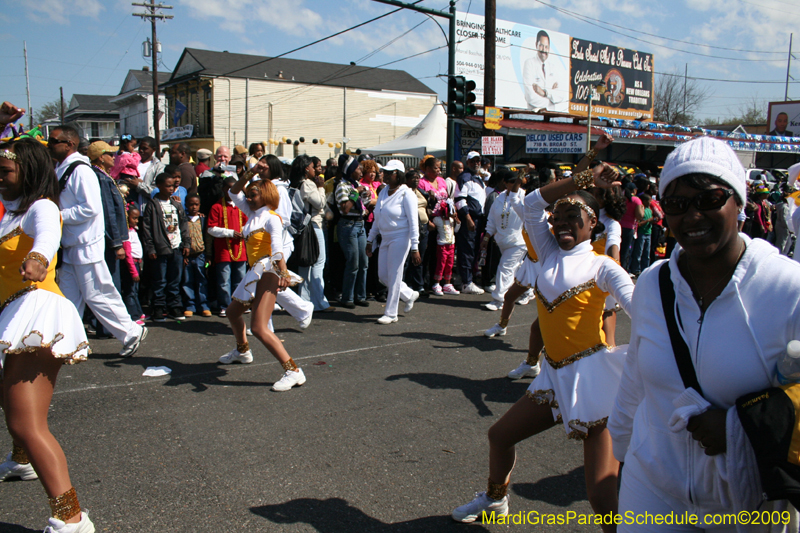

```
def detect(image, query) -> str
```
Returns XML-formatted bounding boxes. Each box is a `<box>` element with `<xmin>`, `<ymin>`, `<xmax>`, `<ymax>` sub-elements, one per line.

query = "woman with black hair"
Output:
<box><xmin>453</xmin><ymin>162</ymin><xmax>634</xmax><ymax>530</ymax></box>
<box><xmin>366</xmin><ymin>160</ymin><xmax>420</xmax><ymax>324</ymax></box>
<box><xmin>335</xmin><ymin>157</ymin><xmax>369</xmax><ymax>308</ymax></box>
<box><xmin>0</xmin><ymin>139</ymin><xmax>94</xmax><ymax>531</ymax></box>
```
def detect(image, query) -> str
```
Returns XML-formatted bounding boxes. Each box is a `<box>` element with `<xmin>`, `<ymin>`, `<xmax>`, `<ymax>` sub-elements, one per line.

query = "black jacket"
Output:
<box><xmin>141</xmin><ymin>196</ymin><xmax>190</xmax><ymax>256</ymax></box>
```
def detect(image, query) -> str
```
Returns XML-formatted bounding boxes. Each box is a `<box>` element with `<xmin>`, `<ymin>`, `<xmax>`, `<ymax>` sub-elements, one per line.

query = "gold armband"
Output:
<box><xmin>584</xmin><ymin>148</ymin><xmax>597</xmax><ymax>162</ymax></box>
<box><xmin>572</xmin><ymin>169</ymin><xmax>595</xmax><ymax>190</ymax></box>
<box><xmin>23</xmin><ymin>251</ymin><xmax>49</xmax><ymax>269</ymax></box>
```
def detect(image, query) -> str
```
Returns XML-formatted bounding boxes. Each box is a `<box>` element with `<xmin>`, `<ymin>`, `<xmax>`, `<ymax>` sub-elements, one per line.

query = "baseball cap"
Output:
<box><xmin>383</xmin><ymin>160</ymin><xmax>405</xmax><ymax>173</ymax></box>
<box><xmin>196</xmin><ymin>148</ymin><xmax>213</xmax><ymax>161</ymax></box>
<box><xmin>467</xmin><ymin>151</ymin><xmax>481</xmax><ymax>160</ymax></box>
<box><xmin>87</xmin><ymin>141</ymin><xmax>118</xmax><ymax>161</ymax></box>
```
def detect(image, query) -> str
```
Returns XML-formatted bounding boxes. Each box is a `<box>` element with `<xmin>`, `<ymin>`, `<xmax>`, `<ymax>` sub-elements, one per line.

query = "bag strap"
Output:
<box><xmin>658</xmin><ymin>262</ymin><xmax>705</xmax><ymax>397</ymax></box>
<box><xmin>59</xmin><ymin>160</ymin><xmax>88</xmax><ymax>191</ymax></box>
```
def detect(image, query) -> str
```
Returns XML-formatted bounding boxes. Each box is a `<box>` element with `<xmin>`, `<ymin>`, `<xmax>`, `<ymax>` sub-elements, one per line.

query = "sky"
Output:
<box><xmin>3</xmin><ymin>0</ymin><xmax>800</xmax><ymax>126</ymax></box>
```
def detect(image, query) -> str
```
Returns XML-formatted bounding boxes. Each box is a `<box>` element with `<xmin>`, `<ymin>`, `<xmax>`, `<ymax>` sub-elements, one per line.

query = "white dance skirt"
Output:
<box><xmin>526</xmin><ymin>344</ymin><xmax>628</xmax><ymax>440</ymax></box>
<box><xmin>231</xmin><ymin>255</ymin><xmax>303</xmax><ymax>308</ymax></box>
<box><xmin>0</xmin><ymin>289</ymin><xmax>90</xmax><ymax>367</ymax></box>
<box><xmin>513</xmin><ymin>256</ymin><xmax>541</xmax><ymax>288</ymax></box>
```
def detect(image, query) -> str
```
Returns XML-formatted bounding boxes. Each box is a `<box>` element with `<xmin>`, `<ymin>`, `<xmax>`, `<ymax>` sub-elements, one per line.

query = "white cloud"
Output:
<box><xmin>177</xmin><ymin>0</ymin><xmax>323</xmax><ymax>37</ymax></box>
<box><xmin>24</xmin><ymin>0</ymin><xmax>104</xmax><ymax>24</ymax></box>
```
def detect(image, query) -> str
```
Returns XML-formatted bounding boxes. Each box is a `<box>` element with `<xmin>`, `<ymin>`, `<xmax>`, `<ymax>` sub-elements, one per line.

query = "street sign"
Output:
<box><xmin>525</xmin><ymin>133</ymin><xmax>585</xmax><ymax>154</ymax></box>
<box><xmin>482</xmin><ymin>136</ymin><xmax>504</xmax><ymax>155</ymax></box>
<box><xmin>484</xmin><ymin>107</ymin><xmax>503</xmax><ymax>130</ymax></box>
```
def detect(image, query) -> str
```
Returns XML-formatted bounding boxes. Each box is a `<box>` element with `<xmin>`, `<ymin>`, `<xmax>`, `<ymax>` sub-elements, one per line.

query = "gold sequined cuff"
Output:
<box><xmin>11</xmin><ymin>444</ymin><xmax>29</xmax><ymax>464</ymax></box>
<box><xmin>49</xmin><ymin>487</ymin><xmax>81</xmax><ymax>521</ymax></box>
<box><xmin>486</xmin><ymin>479</ymin><xmax>509</xmax><ymax>501</ymax></box>
<box><xmin>498</xmin><ymin>317</ymin><xmax>509</xmax><ymax>328</ymax></box>
<box><xmin>242</xmin><ymin>169</ymin><xmax>256</xmax><ymax>182</ymax></box>
<box><xmin>572</xmin><ymin>169</ymin><xmax>594</xmax><ymax>190</ymax></box>
<box><xmin>236</xmin><ymin>341</ymin><xmax>249</xmax><ymax>353</ymax></box>
<box><xmin>282</xmin><ymin>358</ymin><xmax>298</xmax><ymax>371</ymax></box>
<box><xmin>23</xmin><ymin>251</ymin><xmax>49</xmax><ymax>269</ymax></box>
<box><xmin>584</xmin><ymin>148</ymin><xmax>597</xmax><ymax>162</ymax></box>
<box><xmin>526</xmin><ymin>349</ymin><xmax>541</xmax><ymax>367</ymax></box>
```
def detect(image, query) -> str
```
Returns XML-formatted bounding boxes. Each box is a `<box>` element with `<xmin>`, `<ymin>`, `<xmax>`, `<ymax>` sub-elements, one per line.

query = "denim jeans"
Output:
<box><xmin>299</xmin><ymin>224</ymin><xmax>331</xmax><ymax>311</ymax></box>
<box><xmin>182</xmin><ymin>253</ymin><xmax>210</xmax><ymax>312</ymax></box>
<box><xmin>121</xmin><ymin>259</ymin><xmax>143</xmax><ymax>319</ymax></box>
<box><xmin>620</xmin><ymin>227</ymin><xmax>636</xmax><ymax>272</ymax></box>
<box><xmin>338</xmin><ymin>218</ymin><xmax>368</xmax><ymax>303</ymax></box>
<box><xmin>630</xmin><ymin>234</ymin><xmax>651</xmax><ymax>274</ymax></box>
<box><xmin>152</xmin><ymin>248</ymin><xmax>184</xmax><ymax>308</ymax></box>
<box><xmin>216</xmin><ymin>260</ymin><xmax>247</xmax><ymax>309</ymax></box>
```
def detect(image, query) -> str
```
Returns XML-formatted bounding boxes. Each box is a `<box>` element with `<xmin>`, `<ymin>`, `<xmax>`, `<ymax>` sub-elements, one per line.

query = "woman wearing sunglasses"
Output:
<box><xmin>453</xmin><ymin>161</ymin><xmax>634</xmax><ymax>529</ymax></box>
<box><xmin>609</xmin><ymin>137</ymin><xmax>799</xmax><ymax>530</ymax></box>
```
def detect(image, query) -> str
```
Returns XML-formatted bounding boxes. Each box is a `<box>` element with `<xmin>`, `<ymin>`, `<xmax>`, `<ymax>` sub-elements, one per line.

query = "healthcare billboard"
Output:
<box><xmin>569</xmin><ymin>38</ymin><xmax>654</xmax><ymax>120</ymax></box>
<box><xmin>767</xmin><ymin>101</ymin><xmax>800</xmax><ymax>138</ymax></box>
<box><xmin>455</xmin><ymin>12</ymin><xmax>571</xmax><ymax>112</ymax></box>
<box><xmin>454</xmin><ymin>12</ymin><xmax>654</xmax><ymax>120</ymax></box>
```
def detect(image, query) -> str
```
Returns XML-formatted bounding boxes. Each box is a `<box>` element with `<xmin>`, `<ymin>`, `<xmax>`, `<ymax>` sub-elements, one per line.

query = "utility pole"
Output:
<box><xmin>786</xmin><ymin>33</ymin><xmax>794</xmax><ymax>101</ymax></box>
<box><xmin>374</xmin><ymin>0</ymin><xmax>456</xmax><ymax>170</ymax></box>
<box><xmin>483</xmin><ymin>0</ymin><xmax>496</xmax><ymax>109</ymax></box>
<box><xmin>23</xmin><ymin>41</ymin><xmax>32</xmax><ymax>129</ymax></box>
<box><xmin>133</xmin><ymin>1</ymin><xmax>173</xmax><ymax>151</ymax></box>
<box><xmin>59</xmin><ymin>87</ymin><xmax>64</xmax><ymax>124</ymax></box>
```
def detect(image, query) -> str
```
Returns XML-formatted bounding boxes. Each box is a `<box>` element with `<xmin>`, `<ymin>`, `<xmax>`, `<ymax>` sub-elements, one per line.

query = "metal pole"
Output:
<box><xmin>245</xmin><ymin>78</ymin><xmax>249</xmax><ymax>147</ymax></box>
<box><xmin>446</xmin><ymin>0</ymin><xmax>456</xmax><ymax>174</ymax></box>
<box><xmin>60</xmin><ymin>87</ymin><xmax>64</xmax><ymax>124</ymax></box>
<box><xmin>24</xmin><ymin>41</ymin><xmax>32</xmax><ymax>129</ymax></box>
<box><xmin>343</xmin><ymin>86</ymin><xmax>347</xmax><ymax>152</ymax></box>
<box><xmin>787</xmin><ymin>33</ymin><xmax>793</xmax><ymax>101</ymax></box>
<box><xmin>587</xmin><ymin>86</ymin><xmax>592</xmax><ymax>152</ymax></box>
<box><xmin>483</xmin><ymin>0</ymin><xmax>496</xmax><ymax>108</ymax></box>
<box><xmin>151</xmin><ymin>1</ymin><xmax>160</xmax><ymax>149</ymax></box>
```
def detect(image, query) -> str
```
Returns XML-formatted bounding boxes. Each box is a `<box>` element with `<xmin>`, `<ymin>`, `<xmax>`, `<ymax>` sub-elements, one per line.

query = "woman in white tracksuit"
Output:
<box><xmin>366</xmin><ymin>160</ymin><xmax>420</xmax><ymax>324</ymax></box>
<box><xmin>609</xmin><ymin>137</ymin><xmax>799</xmax><ymax>532</ymax></box>
<box><xmin>481</xmin><ymin>168</ymin><xmax>527</xmax><ymax>311</ymax></box>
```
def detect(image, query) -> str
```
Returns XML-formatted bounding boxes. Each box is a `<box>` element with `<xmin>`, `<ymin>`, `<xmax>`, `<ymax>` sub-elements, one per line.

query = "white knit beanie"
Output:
<box><xmin>659</xmin><ymin>137</ymin><xmax>746</xmax><ymax>204</ymax></box>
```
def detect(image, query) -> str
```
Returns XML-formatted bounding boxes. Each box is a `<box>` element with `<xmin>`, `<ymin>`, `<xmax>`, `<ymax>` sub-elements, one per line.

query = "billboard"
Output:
<box><xmin>569</xmin><ymin>38</ymin><xmax>654</xmax><ymax>120</ymax></box>
<box><xmin>454</xmin><ymin>12</ymin><xmax>654</xmax><ymax>120</ymax></box>
<box><xmin>455</xmin><ymin>12</ymin><xmax>571</xmax><ymax>112</ymax></box>
<box><xmin>767</xmin><ymin>101</ymin><xmax>800</xmax><ymax>137</ymax></box>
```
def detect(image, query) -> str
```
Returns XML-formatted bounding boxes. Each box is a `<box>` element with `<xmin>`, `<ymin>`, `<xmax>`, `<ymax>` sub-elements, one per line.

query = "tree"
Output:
<box><xmin>32</xmin><ymin>99</ymin><xmax>64</xmax><ymax>125</ymax></box>
<box><xmin>713</xmin><ymin>95</ymin><xmax>766</xmax><ymax>125</ymax></box>
<box><xmin>653</xmin><ymin>69</ymin><xmax>712</xmax><ymax>125</ymax></box>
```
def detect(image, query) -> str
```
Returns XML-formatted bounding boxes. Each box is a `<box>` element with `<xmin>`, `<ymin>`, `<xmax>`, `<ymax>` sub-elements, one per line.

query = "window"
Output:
<box><xmin>91</xmin><ymin>122</ymin><xmax>99</xmax><ymax>138</ymax></box>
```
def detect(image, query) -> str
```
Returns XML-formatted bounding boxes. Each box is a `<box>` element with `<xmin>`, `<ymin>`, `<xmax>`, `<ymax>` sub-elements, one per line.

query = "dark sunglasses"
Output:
<box><xmin>661</xmin><ymin>188</ymin><xmax>734</xmax><ymax>216</ymax></box>
<box><xmin>47</xmin><ymin>138</ymin><xmax>70</xmax><ymax>145</ymax></box>
<box><xmin>121</xmin><ymin>134</ymin><xmax>133</xmax><ymax>141</ymax></box>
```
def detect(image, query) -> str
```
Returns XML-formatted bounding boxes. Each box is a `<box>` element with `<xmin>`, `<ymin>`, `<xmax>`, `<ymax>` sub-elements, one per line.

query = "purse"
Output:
<box><xmin>293</xmin><ymin>218</ymin><xmax>319</xmax><ymax>268</ymax></box>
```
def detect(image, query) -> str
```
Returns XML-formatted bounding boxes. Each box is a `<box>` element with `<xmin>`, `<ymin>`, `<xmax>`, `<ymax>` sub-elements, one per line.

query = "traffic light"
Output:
<box><xmin>448</xmin><ymin>76</ymin><xmax>478</xmax><ymax>118</ymax></box>
<box><xmin>448</xmin><ymin>75</ymin><xmax>466</xmax><ymax>117</ymax></box>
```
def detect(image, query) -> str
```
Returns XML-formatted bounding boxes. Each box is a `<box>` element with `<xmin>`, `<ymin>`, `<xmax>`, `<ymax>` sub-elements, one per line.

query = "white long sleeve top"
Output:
<box><xmin>366</xmin><ymin>185</ymin><xmax>419</xmax><ymax>250</ymax></box>
<box><xmin>486</xmin><ymin>189</ymin><xmax>525</xmax><ymax>250</ymax></box>
<box><xmin>273</xmin><ymin>180</ymin><xmax>294</xmax><ymax>255</ymax></box>
<box><xmin>598</xmin><ymin>209</ymin><xmax>622</xmax><ymax>253</ymax></box>
<box><xmin>608</xmin><ymin>237</ymin><xmax>800</xmax><ymax>511</ymax></box>
<box><xmin>524</xmin><ymin>189</ymin><xmax>634</xmax><ymax>313</ymax></box>
<box><xmin>55</xmin><ymin>152</ymin><xmax>105</xmax><ymax>264</ymax></box>
<box><xmin>227</xmin><ymin>191</ymin><xmax>283</xmax><ymax>255</ymax></box>
<box><xmin>0</xmin><ymin>198</ymin><xmax>61</xmax><ymax>261</ymax></box>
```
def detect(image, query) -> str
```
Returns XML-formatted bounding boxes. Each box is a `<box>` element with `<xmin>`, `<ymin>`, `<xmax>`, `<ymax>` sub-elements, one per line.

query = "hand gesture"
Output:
<box><xmin>20</xmin><ymin>259</ymin><xmax>47</xmax><ymax>283</ymax></box>
<box><xmin>592</xmin><ymin>163</ymin><xmax>621</xmax><ymax>189</ymax></box>
<box><xmin>594</xmin><ymin>133</ymin><xmax>614</xmax><ymax>151</ymax></box>
<box><xmin>0</xmin><ymin>102</ymin><xmax>25</xmax><ymax>126</ymax></box>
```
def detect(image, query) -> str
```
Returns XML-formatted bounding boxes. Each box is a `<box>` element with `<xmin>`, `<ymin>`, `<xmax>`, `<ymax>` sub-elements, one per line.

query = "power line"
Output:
<box><xmin>535</xmin><ymin>0</ymin><xmax>783</xmax><ymax>62</ymax></box>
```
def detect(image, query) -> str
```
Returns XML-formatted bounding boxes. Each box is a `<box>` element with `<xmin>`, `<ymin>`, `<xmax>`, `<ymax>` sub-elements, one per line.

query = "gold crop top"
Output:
<box><xmin>0</xmin><ymin>227</ymin><xmax>63</xmax><ymax>312</ymax></box>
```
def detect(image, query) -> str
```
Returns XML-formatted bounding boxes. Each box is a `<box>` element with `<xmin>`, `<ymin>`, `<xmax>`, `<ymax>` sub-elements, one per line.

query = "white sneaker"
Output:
<box><xmin>483</xmin><ymin>300</ymin><xmax>502</xmax><ymax>311</ymax></box>
<box><xmin>461</xmin><ymin>282</ymin><xmax>485</xmax><ymax>295</ymax></box>
<box><xmin>517</xmin><ymin>291</ymin><xmax>534</xmax><ymax>306</ymax></box>
<box><xmin>403</xmin><ymin>291</ymin><xmax>419</xmax><ymax>313</ymax></box>
<box><xmin>218</xmin><ymin>349</ymin><xmax>253</xmax><ymax>364</ymax></box>
<box><xmin>274</xmin><ymin>303</ymin><xmax>283</xmax><ymax>311</ymax></box>
<box><xmin>484</xmin><ymin>323</ymin><xmax>507</xmax><ymax>338</ymax></box>
<box><xmin>377</xmin><ymin>315</ymin><xmax>398</xmax><ymax>325</ymax></box>
<box><xmin>272</xmin><ymin>368</ymin><xmax>306</xmax><ymax>391</ymax></box>
<box><xmin>298</xmin><ymin>311</ymin><xmax>313</xmax><ymax>330</ymax></box>
<box><xmin>246</xmin><ymin>328</ymin><xmax>252</xmax><ymax>336</ymax></box>
<box><xmin>119</xmin><ymin>326</ymin><xmax>148</xmax><ymax>358</ymax></box>
<box><xmin>44</xmin><ymin>511</ymin><xmax>95</xmax><ymax>533</ymax></box>
<box><xmin>507</xmin><ymin>361</ymin><xmax>541</xmax><ymax>380</ymax></box>
<box><xmin>0</xmin><ymin>452</ymin><xmax>37</xmax><ymax>481</ymax></box>
<box><xmin>442</xmin><ymin>284</ymin><xmax>460</xmax><ymax>295</ymax></box>
<box><xmin>452</xmin><ymin>491</ymin><xmax>509</xmax><ymax>523</ymax></box>
<box><xmin>484</xmin><ymin>284</ymin><xmax>496</xmax><ymax>292</ymax></box>
<box><xmin>431</xmin><ymin>284</ymin><xmax>444</xmax><ymax>295</ymax></box>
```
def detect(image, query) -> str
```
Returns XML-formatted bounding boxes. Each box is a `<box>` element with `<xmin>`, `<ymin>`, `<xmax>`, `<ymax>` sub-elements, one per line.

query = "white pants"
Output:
<box><xmin>491</xmin><ymin>244</ymin><xmax>526</xmax><ymax>303</ymax></box>
<box><xmin>59</xmin><ymin>261</ymin><xmax>142</xmax><ymax>345</ymax></box>
<box><xmin>378</xmin><ymin>235</ymin><xmax>414</xmax><ymax>318</ymax></box>
<box><xmin>275</xmin><ymin>247</ymin><xmax>314</xmax><ymax>324</ymax></box>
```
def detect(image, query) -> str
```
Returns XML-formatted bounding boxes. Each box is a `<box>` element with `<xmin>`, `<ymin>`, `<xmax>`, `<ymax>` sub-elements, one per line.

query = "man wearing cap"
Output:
<box><xmin>195</xmin><ymin>148</ymin><xmax>212</xmax><ymax>177</ymax></box>
<box><xmin>49</xmin><ymin>125</ymin><xmax>147</xmax><ymax>358</ymax></box>
<box><xmin>454</xmin><ymin>151</ymin><xmax>487</xmax><ymax>294</ymax></box>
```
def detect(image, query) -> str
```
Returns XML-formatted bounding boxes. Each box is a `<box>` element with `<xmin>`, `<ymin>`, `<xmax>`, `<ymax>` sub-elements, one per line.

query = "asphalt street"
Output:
<box><xmin>0</xmin><ymin>289</ymin><xmax>631</xmax><ymax>532</ymax></box>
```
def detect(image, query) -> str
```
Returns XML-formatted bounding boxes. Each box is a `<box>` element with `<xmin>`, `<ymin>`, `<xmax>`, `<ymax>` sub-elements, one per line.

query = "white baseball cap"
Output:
<box><xmin>467</xmin><ymin>151</ymin><xmax>481</xmax><ymax>160</ymax></box>
<box><xmin>383</xmin><ymin>159</ymin><xmax>405</xmax><ymax>172</ymax></box>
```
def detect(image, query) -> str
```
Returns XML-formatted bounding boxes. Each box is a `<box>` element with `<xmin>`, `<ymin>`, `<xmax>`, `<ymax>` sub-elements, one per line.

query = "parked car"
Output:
<box><xmin>746</xmin><ymin>168</ymin><xmax>779</xmax><ymax>186</ymax></box>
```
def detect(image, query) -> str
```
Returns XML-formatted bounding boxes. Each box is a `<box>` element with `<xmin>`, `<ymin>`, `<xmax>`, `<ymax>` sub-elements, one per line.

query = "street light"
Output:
<box><xmin>586</xmin><ymin>82</ymin><xmax>607</xmax><ymax>152</ymax></box>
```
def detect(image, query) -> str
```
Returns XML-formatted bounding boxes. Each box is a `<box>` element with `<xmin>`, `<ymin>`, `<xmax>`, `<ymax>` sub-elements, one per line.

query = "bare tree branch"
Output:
<box><xmin>653</xmin><ymin>69</ymin><xmax>712</xmax><ymax>124</ymax></box>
